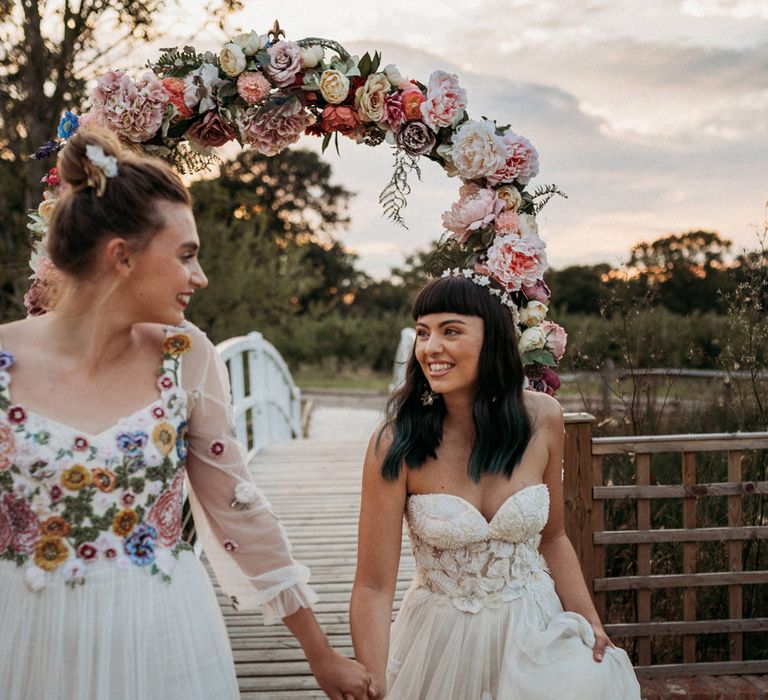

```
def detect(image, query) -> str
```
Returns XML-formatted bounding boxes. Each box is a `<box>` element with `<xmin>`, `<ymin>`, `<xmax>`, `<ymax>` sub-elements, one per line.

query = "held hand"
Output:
<box><xmin>308</xmin><ymin>647</ymin><xmax>372</xmax><ymax>700</ymax></box>
<box><xmin>591</xmin><ymin>623</ymin><xmax>614</xmax><ymax>662</ymax></box>
<box><xmin>367</xmin><ymin>675</ymin><xmax>387</xmax><ymax>699</ymax></box>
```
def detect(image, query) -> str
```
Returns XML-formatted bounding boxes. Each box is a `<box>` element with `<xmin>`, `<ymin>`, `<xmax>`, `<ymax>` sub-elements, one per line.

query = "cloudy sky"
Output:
<box><xmin>137</xmin><ymin>0</ymin><xmax>768</xmax><ymax>277</ymax></box>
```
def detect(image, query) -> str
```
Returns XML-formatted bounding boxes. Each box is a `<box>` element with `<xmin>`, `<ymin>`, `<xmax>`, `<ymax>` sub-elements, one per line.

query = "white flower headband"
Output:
<box><xmin>83</xmin><ymin>144</ymin><xmax>118</xmax><ymax>197</ymax></box>
<box><xmin>440</xmin><ymin>267</ymin><xmax>522</xmax><ymax>334</ymax></box>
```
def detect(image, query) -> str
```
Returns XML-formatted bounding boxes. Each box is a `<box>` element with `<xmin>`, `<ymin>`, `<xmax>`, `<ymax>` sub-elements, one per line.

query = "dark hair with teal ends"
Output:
<box><xmin>379</xmin><ymin>275</ymin><xmax>532</xmax><ymax>482</ymax></box>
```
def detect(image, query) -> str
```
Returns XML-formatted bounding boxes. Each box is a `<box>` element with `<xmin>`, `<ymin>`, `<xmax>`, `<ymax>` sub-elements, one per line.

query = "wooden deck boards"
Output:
<box><xmin>210</xmin><ymin>438</ymin><xmax>768</xmax><ymax>699</ymax></box>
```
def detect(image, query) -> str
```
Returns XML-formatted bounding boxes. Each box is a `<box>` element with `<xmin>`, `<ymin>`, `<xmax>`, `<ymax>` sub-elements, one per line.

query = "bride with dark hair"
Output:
<box><xmin>350</xmin><ymin>274</ymin><xmax>640</xmax><ymax>699</ymax></box>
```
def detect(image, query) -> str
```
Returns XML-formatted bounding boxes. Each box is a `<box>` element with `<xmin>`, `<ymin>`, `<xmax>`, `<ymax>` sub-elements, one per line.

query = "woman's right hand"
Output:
<box><xmin>366</xmin><ymin>675</ymin><xmax>386</xmax><ymax>699</ymax></box>
<box><xmin>308</xmin><ymin>646</ymin><xmax>372</xmax><ymax>700</ymax></box>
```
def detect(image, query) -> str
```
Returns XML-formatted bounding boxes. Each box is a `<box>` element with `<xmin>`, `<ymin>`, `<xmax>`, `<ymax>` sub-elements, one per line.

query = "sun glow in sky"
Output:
<box><xmin>116</xmin><ymin>0</ymin><xmax>767</xmax><ymax>277</ymax></box>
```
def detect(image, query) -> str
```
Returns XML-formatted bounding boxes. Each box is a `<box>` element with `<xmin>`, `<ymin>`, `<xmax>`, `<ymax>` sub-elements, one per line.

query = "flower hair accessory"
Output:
<box><xmin>83</xmin><ymin>144</ymin><xmax>118</xmax><ymax>197</ymax></box>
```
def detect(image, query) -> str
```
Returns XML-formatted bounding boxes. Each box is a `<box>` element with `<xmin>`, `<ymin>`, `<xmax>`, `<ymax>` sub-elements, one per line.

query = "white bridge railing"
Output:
<box><xmin>389</xmin><ymin>327</ymin><xmax>416</xmax><ymax>393</ymax></box>
<box><xmin>216</xmin><ymin>331</ymin><xmax>302</xmax><ymax>462</ymax></box>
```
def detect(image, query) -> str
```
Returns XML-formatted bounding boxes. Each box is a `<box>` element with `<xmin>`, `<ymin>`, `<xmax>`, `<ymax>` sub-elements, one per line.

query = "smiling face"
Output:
<box><xmin>122</xmin><ymin>201</ymin><xmax>208</xmax><ymax>325</ymax></box>
<box><xmin>414</xmin><ymin>312</ymin><xmax>485</xmax><ymax>397</ymax></box>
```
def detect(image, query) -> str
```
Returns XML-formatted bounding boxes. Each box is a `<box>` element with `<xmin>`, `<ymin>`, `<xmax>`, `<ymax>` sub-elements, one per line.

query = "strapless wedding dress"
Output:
<box><xmin>386</xmin><ymin>484</ymin><xmax>641</xmax><ymax>699</ymax></box>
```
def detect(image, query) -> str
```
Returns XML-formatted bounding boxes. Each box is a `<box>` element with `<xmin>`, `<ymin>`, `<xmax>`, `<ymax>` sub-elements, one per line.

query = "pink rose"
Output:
<box><xmin>401</xmin><ymin>86</ymin><xmax>426</xmax><ymax>121</ymax></box>
<box><xmin>321</xmin><ymin>106</ymin><xmax>361</xmax><ymax>136</ymax></box>
<box><xmin>541</xmin><ymin>321</ymin><xmax>567</xmax><ymax>362</ymax></box>
<box><xmin>186</xmin><ymin>111</ymin><xmax>236</xmax><ymax>148</ymax></box>
<box><xmin>521</xmin><ymin>280</ymin><xmax>551</xmax><ymax>304</ymax></box>
<box><xmin>480</xmin><ymin>230</ymin><xmax>548</xmax><ymax>292</ymax></box>
<box><xmin>442</xmin><ymin>187</ymin><xmax>504</xmax><ymax>244</ymax></box>
<box><xmin>162</xmin><ymin>78</ymin><xmax>193</xmax><ymax>120</ymax></box>
<box><xmin>383</xmin><ymin>92</ymin><xmax>406</xmax><ymax>130</ymax></box>
<box><xmin>494</xmin><ymin>210</ymin><xmax>521</xmax><ymax>236</ymax></box>
<box><xmin>239</xmin><ymin>100</ymin><xmax>314</xmax><ymax>156</ymax></box>
<box><xmin>237</xmin><ymin>71</ymin><xmax>271</xmax><ymax>106</ymax></box>
<box><xmin>488</xmin><ymin>132</ymin><xmax>540</xmax><ymax>185</ymax></box>
<box><xmin>265</xmin><ymin>41</ymin><xmax>303</xmax><ymax>87</ymax></box>
<box><xmin>421</xmin><ymin>70</ymin><xmax>467</xmax><ymax>131</ymax></box>
<box><xmin>146</xmin><ymin>472</ymin><xmax>184</xmax><ymax>547</ymax></box>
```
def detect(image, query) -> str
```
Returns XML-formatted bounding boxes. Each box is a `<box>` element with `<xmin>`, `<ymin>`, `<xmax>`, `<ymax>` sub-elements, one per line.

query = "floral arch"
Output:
<box><xmin>29</xmin><ymin>21</ymin><xmax>566</xmax><ymax>395</ymax></box>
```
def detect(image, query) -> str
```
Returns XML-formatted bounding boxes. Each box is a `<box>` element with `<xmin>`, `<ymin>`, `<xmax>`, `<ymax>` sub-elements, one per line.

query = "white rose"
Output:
<box><xmin>319</xmin><ymin>69</ymin><xmax>350</xmax><ymax>105</ymax></box>
<box><xmin>449</xmin><ymin>119</ymin><xmax>507</xmax><ymax>181</ymax></box>
<box><xmin>519</xmin><ymin>213</ymin><xmax>539</xmax><ymax>237</ymax></box>
<box><xmin>383</xmin><ymin>63</ymin><xmax>407</xmax><ymax>88</ymax></box>
<box><xmin>519</xmin><ymin>300</ymin><xmax>549</xmax><ymax>327</ymax></box>
<box><xmin>301</xmin><ymin>44</ymin><xmax>325</xmax><ymax>68</ymax></box>
<box><xmin>518</xmin><ymin>326</ymin><xmax>546</xmax><ymax>354</ymax></box>
<box><xmin>496</xmin><ymin>185</ymin><xmax>522</xmax><ymax>212</ymax></box>
<box><xmin>354</xmin><ymin>73</ymin><xmax>391</xmax><ymax>123</ymax></box>
<box><xmin>234</xmin><ymin>31</ymin><xmax>268</xmax><ymax>56</ymax></box>
<box><xmin>220</xmin><ymin>42</ymin><xmax>247</xmax><ymax>77</ymax></box>
<box><xmin>37</xmin><ymin>196</ymin><xmax>57</xmax><ymax>223</ymax></box>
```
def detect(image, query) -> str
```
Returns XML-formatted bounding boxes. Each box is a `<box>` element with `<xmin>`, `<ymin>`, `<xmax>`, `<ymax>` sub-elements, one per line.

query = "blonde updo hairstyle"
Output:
<box><xmin>48</xmin><ymin>127</ymin><xmax>191</xmax><ymax>278</ymax></box>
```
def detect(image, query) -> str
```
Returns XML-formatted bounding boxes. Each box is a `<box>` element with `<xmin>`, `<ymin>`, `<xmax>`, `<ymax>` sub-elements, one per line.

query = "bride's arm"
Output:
<box><xmin>536</xmin><ymin>396</ymin><xmax>613</xmax><ymax>662</ymax></box>
<box><xmin>350</xmin><ymin>430</ymin><xmax>407</xmax><ymax>698</ymax></box>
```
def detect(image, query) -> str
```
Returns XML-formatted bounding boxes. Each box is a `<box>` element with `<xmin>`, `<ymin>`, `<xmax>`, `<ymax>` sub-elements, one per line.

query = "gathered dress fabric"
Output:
<box><xmin>0</xmin><ymin>323</ymin><xmax>317</xmax><ymax>700</ymax></box>
<box><xmin>386</xmin><ymin>484</ymin><xmax>641</xmax><ymax>700</ymax></box>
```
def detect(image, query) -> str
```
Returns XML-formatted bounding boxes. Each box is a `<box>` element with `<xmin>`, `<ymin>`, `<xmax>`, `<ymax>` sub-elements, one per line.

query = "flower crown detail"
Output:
<box><xmin>26</xmin><ymin>20</ymin><xmax>567</xmax><ymax>395</ymax></box>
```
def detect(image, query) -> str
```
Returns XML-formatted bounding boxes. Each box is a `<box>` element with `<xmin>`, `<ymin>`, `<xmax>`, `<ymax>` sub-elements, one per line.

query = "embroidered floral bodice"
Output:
<box><xmin>406</xmin><ymin>483</ymin><xmax>552</xmax><ymax>613</ymax></box>
<box><xmin>0</xmin><ymin>323</ymin><xmax>315</xmax><ymax>622</ymax></box>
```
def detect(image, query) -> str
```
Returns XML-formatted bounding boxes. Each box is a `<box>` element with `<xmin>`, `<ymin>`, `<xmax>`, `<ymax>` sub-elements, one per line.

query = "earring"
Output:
<box><xmin>420</xmin><ymin>388</ymin><xmax>440</xmax><ymax>406</ymax></box>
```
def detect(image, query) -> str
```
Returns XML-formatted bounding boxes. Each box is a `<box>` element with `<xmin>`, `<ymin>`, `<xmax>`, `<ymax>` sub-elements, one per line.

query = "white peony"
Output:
<box><xmin>519</xmin><ymin>300</ymin><xmax>549</xmax><ymax>327</ymax></box>
<box><xmin>300</xmin><ymin>44</ymin><xmax>325</xmax><ymax>68</ymax></box>
<box><xmin>448</xmin><ymin>119</ymin><xmax>507</xmax><ymax>181</ymax></box>
<box><xmin>220</xmin><ymin>42</ymin><xmax>247</xmax><ymax>77</ymax></box>
<box><xmin>518</xmin><ymin>326</ymin><xmax>547</xmax><ymax>354</ymax></box>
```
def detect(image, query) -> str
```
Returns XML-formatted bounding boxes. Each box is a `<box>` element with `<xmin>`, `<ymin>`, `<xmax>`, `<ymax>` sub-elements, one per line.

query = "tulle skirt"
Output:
<box><xmin>0</xmin><ymin>553</ymin><xmax>239</xmax><ymax>700</ymax></box>
<box><xmin>387</xmin><ymin>579</ymin><xmax>641</xmax><ymax>700</ymax></box>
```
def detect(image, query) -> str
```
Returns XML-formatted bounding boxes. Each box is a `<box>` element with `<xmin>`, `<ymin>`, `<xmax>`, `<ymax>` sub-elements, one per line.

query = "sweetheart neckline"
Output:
<box><xmin>407</xmin><ymin>483</ymin><xmax>549</xmax><ymax>526</ymax></box>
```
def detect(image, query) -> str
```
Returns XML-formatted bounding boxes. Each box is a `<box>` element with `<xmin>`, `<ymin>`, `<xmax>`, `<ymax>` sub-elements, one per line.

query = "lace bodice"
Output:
<box><xmin>406</xmin><ymin>484</ymin><xmax>552</xmax><ymax>613</ymax></box>
<box><xmin>0</xmin><ymin>323</ymin><xmax>315</xmax><ymax>623</ymax></box>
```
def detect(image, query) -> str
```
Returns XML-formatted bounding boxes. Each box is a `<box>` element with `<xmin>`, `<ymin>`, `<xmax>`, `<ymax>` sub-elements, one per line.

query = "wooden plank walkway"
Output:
<box><xmin>210</xmin><ymin>438</ymin><xmax>768</xmax><ymax>699</ymax></box>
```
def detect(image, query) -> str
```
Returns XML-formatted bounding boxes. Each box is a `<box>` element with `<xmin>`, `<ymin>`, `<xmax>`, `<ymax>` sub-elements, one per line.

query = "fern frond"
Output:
<box><xmin>378</xmin><ymin>149</ymin><xmax>422</xmax><ymax>229</ymax></box>
<box><xmin>530</xmin><ymin>184</ymin><xmax>567</xmax><ymax>214</ymax></box>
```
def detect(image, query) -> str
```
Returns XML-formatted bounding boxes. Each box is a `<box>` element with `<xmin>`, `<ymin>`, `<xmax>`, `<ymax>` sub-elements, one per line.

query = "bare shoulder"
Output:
<box><xmin>0</xmin><ymin>316</ymin><xmax>51</xmax><ymax>354</ymax></box>
<box><xmin>366</xmin><ymin>423</ymin><xmax>394</xmax><ymax>466</ymax></box>
<box><xmin>523</xmin><ymin>389</ymin><xmax>564</xmax><ymax>431</ymax></box>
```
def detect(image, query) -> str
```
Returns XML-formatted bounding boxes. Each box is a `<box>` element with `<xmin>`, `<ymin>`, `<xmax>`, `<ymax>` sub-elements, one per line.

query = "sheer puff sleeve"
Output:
<box><xmin>180</xmin><ymin>323</ymin><xmax>318</xmax><ymax>624</ymax></box>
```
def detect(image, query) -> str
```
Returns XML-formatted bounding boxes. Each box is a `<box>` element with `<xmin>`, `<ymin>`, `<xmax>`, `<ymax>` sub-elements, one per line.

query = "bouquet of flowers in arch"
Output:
<box><xmin>28</xmin><ymin>22</ymin><xmax>567</xmax><ymax>395</ymax></box>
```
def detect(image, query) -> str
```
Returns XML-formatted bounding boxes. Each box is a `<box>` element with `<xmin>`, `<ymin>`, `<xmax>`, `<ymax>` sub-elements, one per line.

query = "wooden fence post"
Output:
<box><xmin>563</xmin><ymin>412</ymin><xmax>598</xmax><ymax>596</ymax></box>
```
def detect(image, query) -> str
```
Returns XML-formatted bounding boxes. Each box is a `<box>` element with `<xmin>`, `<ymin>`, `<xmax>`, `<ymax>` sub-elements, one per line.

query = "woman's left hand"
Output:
<box><xmin>591</xmin><ymin>622</ymin><xmax>614</xmax><ymax>662</ymax></box>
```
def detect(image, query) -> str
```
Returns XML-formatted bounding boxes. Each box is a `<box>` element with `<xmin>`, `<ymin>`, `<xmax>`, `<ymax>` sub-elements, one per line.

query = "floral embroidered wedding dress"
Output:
<box><xmin>386</xmin><ymin>484</ymin><xmax>641</xmax><ymax>699</ymax></box>
<box><xmin>0</xmin><ymin>324</ymin><xmax>316</xmax><ymax>700</ymax></box>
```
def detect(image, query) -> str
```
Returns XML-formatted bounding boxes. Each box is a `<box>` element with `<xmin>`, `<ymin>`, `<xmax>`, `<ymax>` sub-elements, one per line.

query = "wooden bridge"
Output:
<box><xmin>208</xmin><ymin>425</ymin><xmax>768</xmax><ymax>699</ymax></box>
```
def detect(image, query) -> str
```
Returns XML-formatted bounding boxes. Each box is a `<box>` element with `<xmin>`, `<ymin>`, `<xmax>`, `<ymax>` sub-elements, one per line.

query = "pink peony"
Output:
<box><xmin>479</xmin><ymin>230</ymin><xmax>548</xmax><ymax>292</ymax></box>
<box><xmin>186</xmin><ymin>110</ymin><xmax>236</xmax><ymax>148</ymax></box>
<box><xmin>237</xmin><ymin>71</ymin><xmax>271</xmax><ymax>106</ymax></box>
<box><xmin>162</xmin><ymin>77</ymin><xmax>193</xmax><ymax>120</ymax></box>
<box><xmin>239</xmin><ymin>100</ymin><xmax>314</xmax><ymax>156</ymax></box>
<box><xmin>442</xmin><ymin>187</ymin><xmax>504</xmax><ymax>244</ymax></box>
<box><xmin>89</xmin><ymin>70</ymin><xmax>168</xmax><ymax>142</ymax></box>
<box><xmin>494</xmin><ymin>210</ymin><xmax>521</xmax><ymax>236</ymax></box>
<box><xmin>488</xmin><ymin>132</ymin><xmax>540</xmax><ymax>185</ymax></box>
<box><xmin>540</xmin><ymin>321</ymin><xmax>567</xmax><ymax>362</ymax></box>
<box><xmin>321</xmin><ymin>106</ymin><xmax>361</xmax><ymax>136</ymax></box>
<box><xmin>521</xmin><ymin>279</ymin><xmax>551</xmax><ymax>304</ymax></box>
<box><xmin>421</xmin><ymin>70</ymin><xmax>467</xmax><ymax>131</ymax></box>
<box><xmin>266</xmin><ymin>41</ymin><xmax>303</xmax><ymax>87</ymax></box>
<box><xmin>383</xmin><ymin>92</ymin><xmax>406</xmax><ymax>130</ymax></box>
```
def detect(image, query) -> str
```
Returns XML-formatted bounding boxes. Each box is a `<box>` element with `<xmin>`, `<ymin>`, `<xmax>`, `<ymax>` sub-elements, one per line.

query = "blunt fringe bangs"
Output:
<box><xmin>379</xmin><ymin>276</ymin><xmax>532</xmax><ymax>483</ymax></box>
